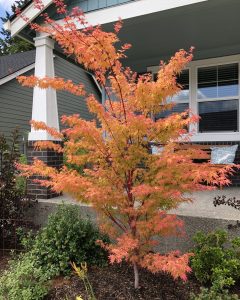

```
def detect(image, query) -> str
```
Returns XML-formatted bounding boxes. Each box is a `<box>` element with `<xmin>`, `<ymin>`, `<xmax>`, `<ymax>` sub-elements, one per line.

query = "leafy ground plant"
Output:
<box><xmin>191</xmin><ymin>230</ymin><xmax>240</xmax><ymax>291</ymax></box>
<box><xmin>0</xmin><ymin>252</ymin><xmax>50</xmax><ymax>300</ymax></box>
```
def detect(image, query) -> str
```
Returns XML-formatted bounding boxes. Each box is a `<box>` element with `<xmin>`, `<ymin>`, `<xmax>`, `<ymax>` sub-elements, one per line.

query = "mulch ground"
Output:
<box><xmin>46</xmin><ymin>263</ymin><xmax>202</xmax><ymax>300</ymax></box>
<box><xmin>0</xmin><ymin>254</ymin><xmax>10</xmax><ymax>272</ymax></box>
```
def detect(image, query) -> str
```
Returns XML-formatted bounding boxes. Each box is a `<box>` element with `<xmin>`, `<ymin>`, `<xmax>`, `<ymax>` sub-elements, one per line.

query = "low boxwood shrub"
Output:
<box><xmin>191</xmin><ymin>230</ymin><xmax>240</xmax><ymax>291</ymax></box>
<box><xmin>22</xmin><ymin>204</ymin><xmax>109</xmax><ymax>277</ymax></box>
<box><xmin>190</xmin><ymin>287</ymin><xmax>239</xmax><ymax>300</ymax></box>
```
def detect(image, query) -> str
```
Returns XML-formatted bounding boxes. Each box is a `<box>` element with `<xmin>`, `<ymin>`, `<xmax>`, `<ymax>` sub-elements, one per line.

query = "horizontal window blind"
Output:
<box><xmin>198</xmin><ymin>63</ymin><xmax>238</xmax><ymax>99</ymax></box>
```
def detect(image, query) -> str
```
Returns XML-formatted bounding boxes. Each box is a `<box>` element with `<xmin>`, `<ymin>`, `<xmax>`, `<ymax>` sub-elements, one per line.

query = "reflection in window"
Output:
<box><xmin>172</xmin><ymin>69</ymin><xmax>190</xmax><ymax>102</ymax></box>
<box><xmin>156</xmin><ymin>103</ymin><xmax>189</xmax><ymax>120</ymax></box>
<box><xmin>199</xmin><ymin>99</ymin><xmax>238</xmax><ymax>132</ymax></box>
<box><xmin>154</xmin><ymin>69</ymin><xmax>189</xmax><ymax>103</ymax></box>
<box><xmin>153</xmin><ymin>69</ymin><xmax>189</xmax><ymax>120</ymax></box>
<box><xmin>198</xmin><ymin>63</ymin><xmax>238</xmax><ymax>99</ymax></box>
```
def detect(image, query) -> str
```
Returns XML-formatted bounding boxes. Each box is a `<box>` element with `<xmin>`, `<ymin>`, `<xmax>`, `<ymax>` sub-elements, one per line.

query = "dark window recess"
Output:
<box><xmin>198</xmin><ymin>63</ymin><xmax>239</xmax><ymax>99</ymax></box>
<box><xmin>156</xmin><ymin>103</ymin><xmax>189</xmax><ymax>120</ymax></box>
<box><xmin>154</xmin><ymin>69</ymin><xmax>189</xmax><ymax>89</ymax></box>
<box><xmin>199</xmin><ymin>99</ymin><xmax>238</xmax><ymax>132</ymax></box>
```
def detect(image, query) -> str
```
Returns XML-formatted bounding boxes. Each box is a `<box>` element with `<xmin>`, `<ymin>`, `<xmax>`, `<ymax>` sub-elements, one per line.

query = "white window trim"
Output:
<box><xmin>148</xmin><ymin>54</ymin><xmax>240</xmax><ymax>142</ymax></box>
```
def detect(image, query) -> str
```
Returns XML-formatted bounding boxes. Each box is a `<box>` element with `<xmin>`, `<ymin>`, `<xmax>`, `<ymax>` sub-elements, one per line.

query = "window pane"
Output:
<box><xmin>198</xmin><ymin>82</ymin><xmax>218</xmax><ymax>99</ymax></box>
<box><xmin>218</xmin><ymin>64</ymin><xmax>238</xmax><ymax>81</ymax></box>
<box><xmin>156</xmin><ymin>103</ymin><xmax>189</xmax><ymax>120</ymax></box>
<box><xmin>218</xmin><ymin>80</ymin><xmax>238</xmax><ymax>98</ymax></box>
<box><xmin>199</xmin><ymin>99</ymin><xmax>238</xmax><ymax>132</ymax></box>
<box><xmin>198</xmin><ymin>63</ymin><xmax>239</xmax><ymax>99</ymax></box>
<box><xmin>198</xmin><ymin>66</ymin><xmax>217</xmax><ymax>83</ymax></box>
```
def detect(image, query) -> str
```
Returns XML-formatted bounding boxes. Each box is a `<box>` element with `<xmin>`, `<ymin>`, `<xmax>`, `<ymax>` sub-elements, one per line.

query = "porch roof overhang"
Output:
<box><xmin>5</xmin><ymin>0</ymin><xmax>240</xmax><ymax>72</ymax></box>
<box><xmin>5</xmin><ymin>0</ymin><xmax>208</xmax><ymax>37</ymax></box>
<box><xmin>110</xmin><ymin>0</ymin><xmax>240</xmax><ymax>72</ymax></box>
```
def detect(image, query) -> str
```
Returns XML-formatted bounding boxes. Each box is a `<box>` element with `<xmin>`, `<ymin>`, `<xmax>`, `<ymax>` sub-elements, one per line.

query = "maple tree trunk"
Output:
<box><xmin>133</xmin><ymin>262</ymin><xmax>139</xmax><ymax>289</ymax></box>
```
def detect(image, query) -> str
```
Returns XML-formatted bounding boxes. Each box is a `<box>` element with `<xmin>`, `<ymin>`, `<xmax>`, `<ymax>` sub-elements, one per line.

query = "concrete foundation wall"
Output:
<box><xmin>24</xmin><ymin>199</ymin><xmax>240</xmax><ymax>254</ymax></box>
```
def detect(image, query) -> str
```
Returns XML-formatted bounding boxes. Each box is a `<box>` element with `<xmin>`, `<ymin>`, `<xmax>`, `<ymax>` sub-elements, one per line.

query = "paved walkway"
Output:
<box><xmin>39</xmin><ymin>187</ymin><xmax>240</xmax><ymax>221</ymax></box>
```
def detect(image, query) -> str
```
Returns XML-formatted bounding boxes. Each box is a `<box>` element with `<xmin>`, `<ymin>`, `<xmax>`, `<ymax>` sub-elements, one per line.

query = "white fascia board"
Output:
<box><xmin>6</xmin><ymin>0</ymin><xmax>53</xmax><ymax>37</ymax></box>
<box><xmin>0</xmin><ymin>63</ymin><xmax>35</xmax><ymax>86</ymax></box>
<box><xmin>63</xmin><ymin>0</ymin><xmax>209</xmax><ymax>28</ymax></box>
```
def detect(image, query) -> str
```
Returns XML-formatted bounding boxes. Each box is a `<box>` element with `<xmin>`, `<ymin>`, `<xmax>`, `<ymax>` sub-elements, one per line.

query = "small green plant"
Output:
<box><xmin>22</xmin><ymin>204</ymin><xmax>109</xmax><ymax>277</ymax></box>
<box><xmin>0</xmin><ymin>252</ymin><xmax>50</xmax><ymax>300</ymax></box>
<box><xmin>15</xmin><ymin>154</ymin><xmax>28</xmax><ymax>194</ymax></box>
<box><xmin>190</xmin><ymin>287</ymin><xmax>239</xmax><ymax>300</ymax></box>
<box><xmin>72</xmin><ymin>262</ymin><xmax>96</xmax><ymax>300</ymax></box>
<box><xmin>191</xmin><ymin>230</ymin><xmax>240</xmax><ymax>291</ymax></box>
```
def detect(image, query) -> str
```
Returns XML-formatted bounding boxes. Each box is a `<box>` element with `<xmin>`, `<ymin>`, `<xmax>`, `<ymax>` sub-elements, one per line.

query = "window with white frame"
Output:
<box><xmin>148</xmin><ymin>57</ymin><xmax>240</xmax><ymax>140</ymax></box>
<box><xmin>197</xmin><ymin>63</ymin><xmax>239</xmax><ymax>132</ymax></box>
<box><xmin>154</xmin><ymin>69</ymin><xmax>190</xmax><ymax>119</ymax></box>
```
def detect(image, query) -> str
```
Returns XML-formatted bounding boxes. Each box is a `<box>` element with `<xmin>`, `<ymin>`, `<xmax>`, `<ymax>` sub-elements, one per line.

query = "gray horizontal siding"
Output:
<box><xmin>54</xmin><ymin>55</ymin><xmax>100</xmax><ymax>129</ymax></box>
<box><xmin>50</xmin><ymin>0</ymin><xmax>133</xmax><ymax>19</ymax></box>
<box><xmin>0</xmin><ymin>70</ymin><xmax>33</xmax><ymax>140</ymax></box>
<box><xmin>67</xmin><ymin>0</ymin><xmax>133</xmax><ymax>12</ymax></box>
<box><xmin>0</xmin><ymin>56</ymin><xmax>100</xmax><ymax>139</ymax></box>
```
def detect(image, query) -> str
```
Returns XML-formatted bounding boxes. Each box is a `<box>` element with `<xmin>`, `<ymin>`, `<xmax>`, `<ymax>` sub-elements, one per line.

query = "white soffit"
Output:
<box><xmin>70</xmin><ymin>0</ymin><xmax>209</xmax><ymax>28</ymax></box>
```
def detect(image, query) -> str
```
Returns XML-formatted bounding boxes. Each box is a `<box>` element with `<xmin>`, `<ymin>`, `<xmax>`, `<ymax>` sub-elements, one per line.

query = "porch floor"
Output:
<box><xmin>38</xmin><ymin>187</ymin><xmax>240</xmax><ymax>221</ymax></box>
<box><xmin>170</xmin><ymin>187</ymin><xmax>240</xmax><ymax>221</ymax></box>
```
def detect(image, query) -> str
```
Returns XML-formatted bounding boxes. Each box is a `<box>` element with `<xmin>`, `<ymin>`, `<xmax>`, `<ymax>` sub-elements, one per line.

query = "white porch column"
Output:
<box><xmin>28</xmin><ymin>33</ymin><xmax>60</xmax><ymax>141</ymax></box>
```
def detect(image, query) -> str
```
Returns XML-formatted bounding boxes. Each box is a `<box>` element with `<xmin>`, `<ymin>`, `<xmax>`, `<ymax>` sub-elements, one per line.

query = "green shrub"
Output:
<box><xmin>22</xmin><ymin>204</ymin><xmax>109</xmax><ymax>277</ymax></box>
<box><xmin>0</xmin><ymin>205</ymin><xmax>109</xmax><ymax>300</ymax></box>
<box><xmin>190</xmin><ymin>287</ymin><xmax>239</xmax><ymax>300</ymax></box>
<box><xmin>0</xmin><ymin>253</ymin><xmax>50</xmax><ymax>300</ymax></box>
<box><xmin>0</xmin><ymin>129</ymin><xmax>34</xmax><ymax>250</ymax></box>
<box><xmin>191</xmin><ymin>230</ymin><xmax>240</xmax><ymax>291</ymax></box>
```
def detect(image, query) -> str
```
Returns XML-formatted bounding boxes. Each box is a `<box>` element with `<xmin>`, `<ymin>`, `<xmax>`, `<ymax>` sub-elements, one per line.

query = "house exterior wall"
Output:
<box><xmin>0</xmin><ymin>70</ymin><xmax>33</xmax><ymax>139</ymax></box>
<box><xmin>65</xmin><ymin>0</ymin><xmax>133</xmax><ymax>14</ymax></box>
<box><xmin>55</xmin><ymin>55</ymin><xmax>100</xmax><ymax>125</ymax></box>
<box><xmin>0</xmin><ymin>55</ymin><xmax>100</xmax><ymax>139</ymax></box>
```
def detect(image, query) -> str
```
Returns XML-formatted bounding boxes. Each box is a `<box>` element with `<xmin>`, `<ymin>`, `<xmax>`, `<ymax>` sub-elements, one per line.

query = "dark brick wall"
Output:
<box><xmin>27</xmin><ymin>141</ymin><xmax>63</xmax><ymax>199</ymax></box>
<box><xmin>193</xmin><ymin>141</ymin><xmax>240</xmax><ymax>187</ymax></box>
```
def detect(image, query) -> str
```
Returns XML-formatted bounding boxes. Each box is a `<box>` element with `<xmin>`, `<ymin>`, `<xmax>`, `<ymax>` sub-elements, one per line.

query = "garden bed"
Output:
<box><xmin>0</xmin><ymin>254</ymin><xmax>10</xmax><ymax>272</ymax></box>
<box><xmin>47</xmin><ymin>263</ymin><xmax>202</xmax><ymax>300</ymax></box>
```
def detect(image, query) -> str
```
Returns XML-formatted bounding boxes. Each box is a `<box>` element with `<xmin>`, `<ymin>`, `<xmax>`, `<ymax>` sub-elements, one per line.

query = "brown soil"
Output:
<box><xmin>46</xmin><ymin>263</ymin><xmax>202</xmax><ymax>300</ymax></box>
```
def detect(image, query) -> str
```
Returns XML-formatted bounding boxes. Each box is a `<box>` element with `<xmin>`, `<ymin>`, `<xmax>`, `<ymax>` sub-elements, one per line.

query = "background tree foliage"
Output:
<box><xmin>0</xmin><ymin>0</ymin><xmax>33</xmax><ymax>56</ymax></box>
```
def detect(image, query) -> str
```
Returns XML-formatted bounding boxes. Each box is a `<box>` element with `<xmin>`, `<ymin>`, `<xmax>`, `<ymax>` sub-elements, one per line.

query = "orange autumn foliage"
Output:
<box><xmin>17</xmin><ymin>0</ymin><xmax>237</xmax><ymax>288</ymax></box>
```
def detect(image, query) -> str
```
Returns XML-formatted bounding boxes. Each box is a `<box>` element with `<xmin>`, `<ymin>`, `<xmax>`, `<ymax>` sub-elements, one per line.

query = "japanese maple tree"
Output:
<box><xmin>17</xmin><ymin>0</ymin><xmax>235</xmax><ymax>288</ymax></box>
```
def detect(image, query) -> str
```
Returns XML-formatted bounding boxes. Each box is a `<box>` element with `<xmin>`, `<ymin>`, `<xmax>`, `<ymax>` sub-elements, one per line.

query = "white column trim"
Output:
<box><xmin>28</xmin><ymin>33</ymin><xmax>60</xmax><ymax>141</ymax></box>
